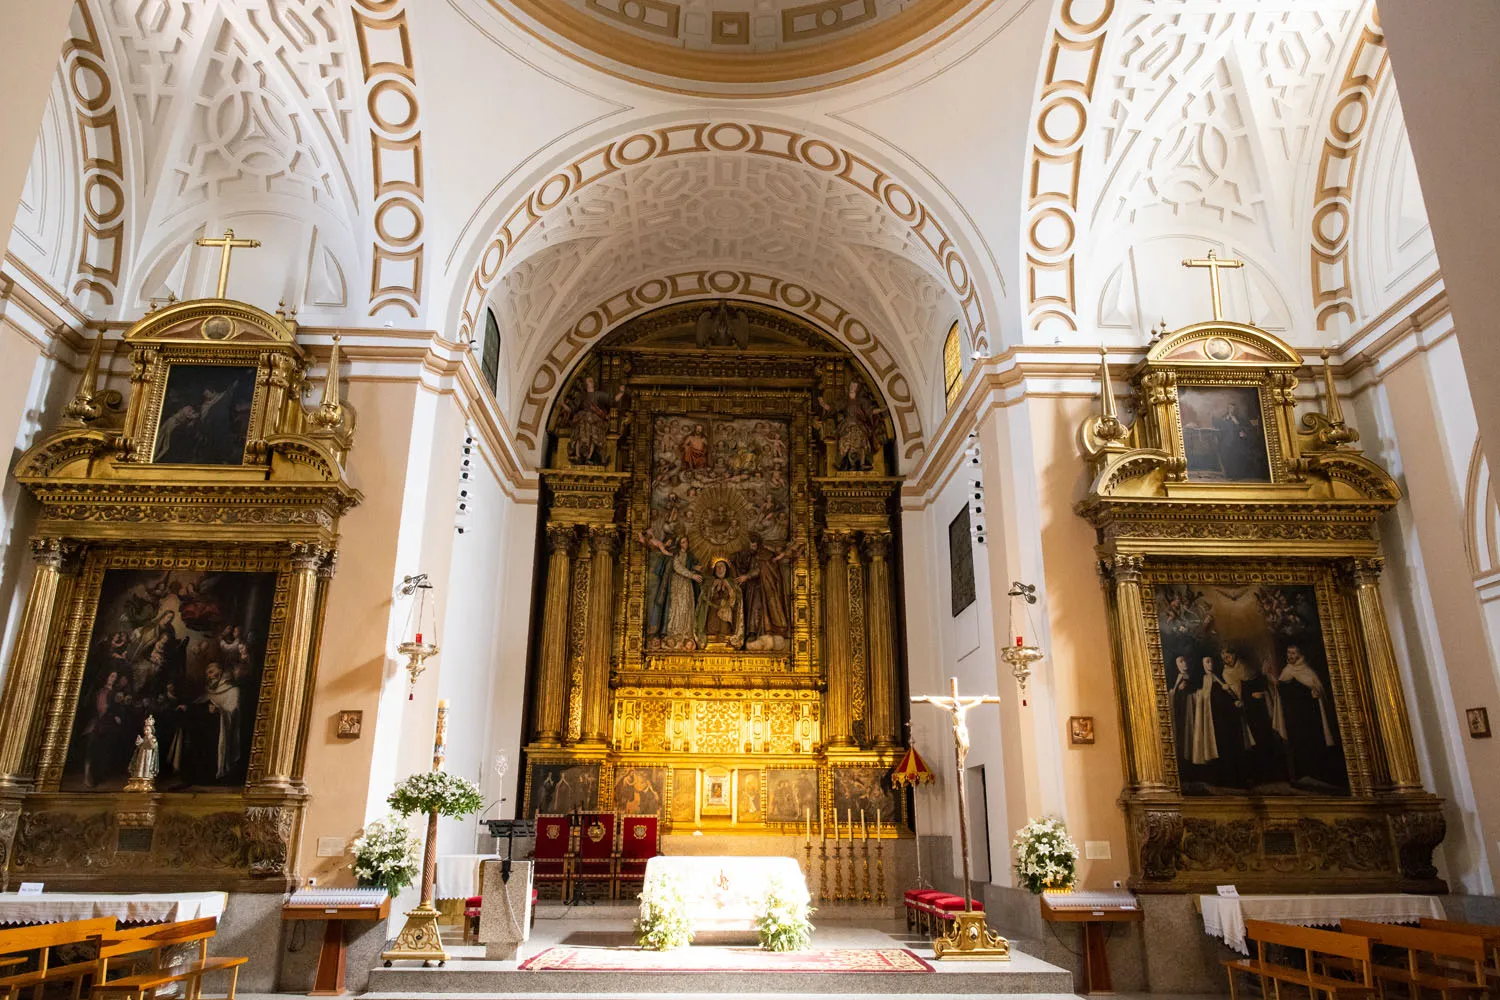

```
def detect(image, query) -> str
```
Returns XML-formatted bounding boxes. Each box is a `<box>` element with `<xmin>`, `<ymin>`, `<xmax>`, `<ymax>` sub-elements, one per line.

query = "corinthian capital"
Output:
<box><xmin>546</xmin><ymin>524</ymin><xmax>577</xmax><ymax>556</ymax></box>
<box><xmin>30</xmin><ymin>537</ymin><xmax>80</xmax><ymax>572</ymax></box>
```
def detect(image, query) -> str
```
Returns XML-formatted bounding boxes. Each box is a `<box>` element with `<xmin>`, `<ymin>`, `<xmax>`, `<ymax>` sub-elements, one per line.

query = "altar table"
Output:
<box><xmin>0</xmin><ymin>890</ymin><xmax>227</xmax><ymax>926</ymax></box>
<box><xmin>1200</xmin><ymin>893</ymin><xmax>1446</xmax><ymax>954</ymax></box>
<box><xmin>643</xmin><ymin>856</ymin><xmax>808</xmax><ymax>932</ymax></box>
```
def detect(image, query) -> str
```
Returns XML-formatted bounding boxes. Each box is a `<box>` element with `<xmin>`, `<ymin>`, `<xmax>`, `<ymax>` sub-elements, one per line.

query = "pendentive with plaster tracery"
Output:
<box><xmin>1077</xmin><ymin>257</ymin><xmax>1444</xmax><ymax>893</ymax></box>
<box><xmin>0</xmin><ymin>233</ymin><xmax>361</xmax><ymax>892</ymax></box>
<box><xmin>520</xmin><ymin>302</ymin><xmax>909</xmax><ymax>837</ymax></box>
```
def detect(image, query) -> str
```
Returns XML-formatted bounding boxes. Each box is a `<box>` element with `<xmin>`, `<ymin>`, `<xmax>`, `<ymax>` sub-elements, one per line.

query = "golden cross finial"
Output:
<box><xmin>1181</xmin><ymin>249</ymin><xmax>1244</xmax><ymax>322</ymax></box>
<box><xmin>195</xmin><ymin>229</ymin><xmax>261</xmax><ymax>299</ymax></box>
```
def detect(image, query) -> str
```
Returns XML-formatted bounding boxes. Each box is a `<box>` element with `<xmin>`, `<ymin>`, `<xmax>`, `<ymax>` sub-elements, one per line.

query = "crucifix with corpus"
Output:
<box><xmin>196</xmin><ymin>229</ymin><xmax>261</xmax><ymax>300</ymax></box>
<box><xmin>1181</xmin><ymin>248</ymin><xmax>1244</xmax><ymax>322</ymax></box>
<box><xmin>910</xmin><ymin>677</ymin><xmax>1010</xmax><ymax>960</ymax></box>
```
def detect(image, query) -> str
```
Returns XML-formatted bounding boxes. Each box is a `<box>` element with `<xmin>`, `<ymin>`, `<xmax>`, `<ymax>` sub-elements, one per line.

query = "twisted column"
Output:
<box><xmin>865</xmin><ymin>532</ymin><xmax>900</xmax><ymax>749</ymax></box>
<box><xmin>823</xmin><ymin>531</ymin><xmax>854</xmax><ymax>748</ymax></box>
<box><xmin>1342</xmin><ymin>557</ymin><xmax>1421</xmax><ymax>789</ymax></box>
<box><xmin>0</xmin><ymin>539</ymin><xmax>80</xmax><ymax>791</ymax></box>
<box><xmin>1104</xmin><ymin>555</ymin><xmax>1168</xmax><ymax>789</ymax></box>
<box><xmin>579</xmin><ymin>525</ymin><xmax>618</xmax><ymax>746</ymax></box>
<box><xmin>533</xmin><ymin>525</ymin><xmax>576</xmax><ymax>745</ymax></box>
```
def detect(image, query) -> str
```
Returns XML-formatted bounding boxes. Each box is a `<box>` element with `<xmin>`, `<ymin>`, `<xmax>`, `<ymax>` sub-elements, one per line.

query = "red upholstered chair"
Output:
<box><xmin>931</xmin><ymin>895</ymin><xmax>985</xmax><ymax>935</ymax></box>
<box><xmin>616</xmin><ymin>814</ymin><xmax>660</xmax><ymax>900</ymax></box>
<box><xmin>574</xmin><ymin>812</ymin><xmax>617</xmax><ymax>899</ymax></box>
<box><xmin>531</xmin><ymin>814</ymin><xmax>572</xmax><ymax>900</ymax></box>
<box><xmin>463</xmin><ymin>895</ymin><xmax>482</xmax><ymax>943</ymax></box>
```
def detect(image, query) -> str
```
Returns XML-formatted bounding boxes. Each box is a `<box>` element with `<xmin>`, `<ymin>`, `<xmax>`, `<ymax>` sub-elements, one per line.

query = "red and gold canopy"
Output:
<box><xmin>891</xmin><ymin>746</ymin><xmax>934</xmax><ymax>787</ymax></box>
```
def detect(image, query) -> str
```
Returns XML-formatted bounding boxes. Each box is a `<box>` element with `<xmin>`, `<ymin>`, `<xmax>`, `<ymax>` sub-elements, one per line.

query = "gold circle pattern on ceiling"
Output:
<box><xmin>492</xmin><ymin>0</ymin><xmax>987</xmax><ymax>95</ymax></box>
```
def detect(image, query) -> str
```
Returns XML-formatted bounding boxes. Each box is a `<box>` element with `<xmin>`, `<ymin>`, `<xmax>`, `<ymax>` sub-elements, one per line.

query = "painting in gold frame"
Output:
<box><xmin>37</xmin><ymin>546</ymin><xmax>291</xmax><ymax>793</ymax></box>
<box><xmin>1140</xmin><ymin>560</ymin><xmax>1371</xmax><ymax>799</ymax></box>
<box><xmin>151</xmin><ymin>363</ymin><xmax>258</xmax><ymax>465</ymax></box>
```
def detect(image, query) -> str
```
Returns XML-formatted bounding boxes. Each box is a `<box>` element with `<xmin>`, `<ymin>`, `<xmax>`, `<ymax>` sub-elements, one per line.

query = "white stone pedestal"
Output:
<box><xmin>478</xmin><ymin>859</ymin><xmax>533</xmax><ymax>961</ymax></box>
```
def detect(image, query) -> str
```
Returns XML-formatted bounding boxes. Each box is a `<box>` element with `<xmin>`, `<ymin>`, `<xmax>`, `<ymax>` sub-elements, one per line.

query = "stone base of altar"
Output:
<box><xmin>363</xmin><ymin>902</ymin><xmax>1075</xmax><ymax>997</ymax></box>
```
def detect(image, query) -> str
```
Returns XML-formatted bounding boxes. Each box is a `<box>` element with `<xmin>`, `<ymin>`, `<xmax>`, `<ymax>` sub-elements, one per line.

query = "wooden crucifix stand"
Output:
<box><xmin>911</xmin><ymin>677</ymin><xmax>1011</xmax><ymax>960</ymax></box>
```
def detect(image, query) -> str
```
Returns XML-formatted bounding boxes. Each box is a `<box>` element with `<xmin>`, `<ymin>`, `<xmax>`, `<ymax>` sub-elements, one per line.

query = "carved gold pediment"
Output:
<box><xmin>1145</xmin><ymin>321</ymin><xmax>1301</xmax><ymax>368</ymax></box>
<box><xmin>124</xmin><ymin>298</ymin><xmax>299</xmax><ymax>348</ymax></box>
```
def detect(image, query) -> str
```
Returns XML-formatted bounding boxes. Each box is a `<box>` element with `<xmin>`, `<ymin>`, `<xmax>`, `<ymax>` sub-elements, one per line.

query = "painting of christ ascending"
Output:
<box><xmin>63</xmin><ymin>568</ymin><xmax>276</xmax><ymax>791</ymax></box>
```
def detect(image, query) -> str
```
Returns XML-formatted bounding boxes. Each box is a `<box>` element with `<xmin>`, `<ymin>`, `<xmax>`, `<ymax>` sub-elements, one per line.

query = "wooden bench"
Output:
<box><xmin>1222</xmin><ymin>919</ymin><xmax>1376</xmax><ymax>1000</ymax></box>
<box><xmin>0</xmin><ymin>918</ymin><xmax>119</xmax><ymax>1000</ymax></box>
<box><xmin>1421</xmin><ymin>918</ymin><xmax>1500</xmax><ymax>983</ymax></box>
<box><xmin>0</xmin><ymin>919</ymin><xmax>217</xmax><ymax>1000</ymax></box>
<box><xmin>1340</xmin><ymin>918</ymin><xmax>1488</xmax><ymax>1000</ymax></box>
<box><xmin>87</xmin><ymin>917</ymin><xmax>246</xmax><ymax>1000</ymax></box>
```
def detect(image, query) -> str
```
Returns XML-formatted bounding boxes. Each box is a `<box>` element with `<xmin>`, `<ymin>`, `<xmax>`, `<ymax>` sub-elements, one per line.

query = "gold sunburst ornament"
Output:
<box><xmin>686</xmin><ymin>483</ymin><xmax>753</xmax><ymax>565</ymax></box>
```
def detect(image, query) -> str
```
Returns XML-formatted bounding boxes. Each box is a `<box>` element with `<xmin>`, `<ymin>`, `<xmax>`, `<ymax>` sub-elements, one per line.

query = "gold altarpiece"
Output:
<box><xmin>1078</xmin><ymin>320</ymin><xmax>1445</xmax><ymax>893</ymax></box>
<box><xmin>0</xmin><ymin>291</ymin><xmax>360</xmax><ymax>892</ymax></box>
<box><xmin>523</xmin><ymin>303</ymin><xmax>907</xmax><ymax>835</ymax></box>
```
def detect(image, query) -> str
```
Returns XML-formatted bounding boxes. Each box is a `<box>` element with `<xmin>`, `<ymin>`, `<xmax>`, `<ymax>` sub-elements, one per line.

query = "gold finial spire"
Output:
<box><xmin>1084</xmin><ymin>346</ymin><xmax>1129</xmax><ymax>452</ymax></box>
<box><xmin>62</xmin><ymin>329</ymin><xmax>105</xmax><ymax>424</ymax></box>
<box><xmin>195</xmin><ymin>228</ymin><xmax>261</xmax><ymax>299</ymax></box>
<box><xmin>1316</xmin><ymin>348</ymin><xmax>1356</xmax><ymax>447</ymax></box>
<box><xmin>312</xmin><ymin>335</ymin><xmax>346</xmax><ymax>429</ymax></box>
<box><xmin>1181</xmin><ymin>249</ymin><xmax>1244</xmax><ymax>322</ymax></box>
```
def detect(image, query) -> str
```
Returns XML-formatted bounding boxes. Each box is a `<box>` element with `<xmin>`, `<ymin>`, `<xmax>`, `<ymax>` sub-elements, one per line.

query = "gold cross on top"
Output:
<box><xmin>195</xmin><ymin>229</ymin><xmax>261</xmax><ymax>299</ymax></box>
<box><xmin>1181</xmin><ymin>249</ymin><xmax>1244</xmax><ymax>322</ymax></box>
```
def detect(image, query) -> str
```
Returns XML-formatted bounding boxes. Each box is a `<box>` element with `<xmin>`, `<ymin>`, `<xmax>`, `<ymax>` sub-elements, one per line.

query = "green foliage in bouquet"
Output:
<box><xmin>387</xmin><ymin>770</ymin><xmax>484</xmax><ymax>818</ymax></box>
<box><xmin>635</xmin><ymin>874</ymin><xmax>694</xmax><ymax>951</ymax></box>
<box><xmin>349</xmin><ymin>815</ymin><xmax>421</xmax><ymax>894</ymax></box>
<box><xmin>755</xmin><ymin>880</ymin><xmax>815</xmax><ymax>952</ymax></box>
<box><xmin>1012</xmin><ymin>816</ymin><xmax>1080</xmax><ymax>894</ymax></box>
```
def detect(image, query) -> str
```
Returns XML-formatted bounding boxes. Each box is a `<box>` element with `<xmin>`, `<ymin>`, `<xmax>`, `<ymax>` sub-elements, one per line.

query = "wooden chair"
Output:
<box><xmin>573</xmin><ymin>812</ymin><xmax>617</xmax><ymax>901</ymax></box>
<box><xmin>0</xmin><ymin>918</ymin><xmax>118</xmax><ymax>1000</ymax></box>
<box><xmin>1339</xmin><ymin>919</ymin><xmax>1488</xmax><ymax>1000</ymax></box>
<box><xmin>87</xmin><ymin>917</ymin><xmax>246</xmax><ymax>1000</ymax></box>
<box><xmin>1223</xmin><ymin>919</ymin><xmax>1376</xmax><ymax>1000</ymax></box>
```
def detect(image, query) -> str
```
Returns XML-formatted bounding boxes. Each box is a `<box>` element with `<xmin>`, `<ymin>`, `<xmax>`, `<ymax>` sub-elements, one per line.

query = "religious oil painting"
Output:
<box><xmin>613</xmin><ymin>765</ymin><xmax>665</xmax><ymax>817</ymax></box>
<box><xmin>151</xmin><ymin>364</ymin><xmax>257</xmax><ymax>465</ymax></box>
<box><xmin>1178</xmin><ymin>385</ymin><xmax>1271</xmax><ymax>482</ymax></box>
<box><xmin>948</xmin><ymin>506</ymin><xmax>976</xmax><ymax>616</ymax></box>
<box><xmin>63</xmin><ymin>568</ymin><xmax>276</xmax><ymax>792</ymax></box>
<box><xmin>527</xmin><ymin>762</ymin><xmax>599</xmax><ymax>817</ymax></box>
<box><xmin>736</xmin><ymin>769</ymin><xmax>762</xmax><ymax>821</ymax></box>
<box><xmin>702</xmin><ymin>766</ymin><xmax>732</xmax><ymax>815</ymax></box>
<box><xmin>1468</xmin><ymin>708</ymin><xmax>1492</xmax><ymax>739</ymax></box>
<box><xmin>642</xmin><ymin>415</ymin><xmax>795</xmax><ymax>653</ymax></box>
<box><xmin>670</xmin><ymin>768</ymin><xmax>699</xmax><ymax>825</ymax></box>
<box><xmin>831</xmin><ymin>766</ymin><xmax>897</xmax><ymax>823</ymax></box>
<box><xmin>765</xmin><ymin>768</ymin><xmax>818</xmax><ymax>824</ymax></box>
<box><xmin>1156</xmin><ymin>581</ymin><xmax>1349</xmax><ymax>796</ymax></box>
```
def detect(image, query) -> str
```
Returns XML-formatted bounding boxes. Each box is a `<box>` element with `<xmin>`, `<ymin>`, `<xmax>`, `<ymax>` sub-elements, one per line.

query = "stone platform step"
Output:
<box><xmin>363</xmin><ymin>952</ymin><xmax>1076</xmax><ymax>996</ymax></box>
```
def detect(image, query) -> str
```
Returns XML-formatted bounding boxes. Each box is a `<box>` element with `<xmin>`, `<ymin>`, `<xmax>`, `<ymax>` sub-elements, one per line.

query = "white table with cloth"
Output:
<box><xmin>643</xmin><ymin>856</ymin><xmax>808</xmax><ymax>932</ymax></box>
<box><xmin>0</xmin><ymin>891</ymin><xmax>227</xmax><ymax>926</ymax></box>
<box><xmin>435</xmin><ymin>853</ymin><xmax>498</xmax><ymax>901</ymax></box>
<box><xmin>1200</xmin><ymin>893</ymin><xmax>1447</xmax><ymax>954</ymax></box>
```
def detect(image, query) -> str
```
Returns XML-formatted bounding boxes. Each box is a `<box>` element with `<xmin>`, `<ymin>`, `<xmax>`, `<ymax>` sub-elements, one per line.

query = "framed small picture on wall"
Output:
<box><xmin>336</xmin><ymin>710</ymin><xmax>363</xmax><ymax>739</ymax></box>
<box><xmin>1069</xmin><ymin>716</ymin><xmax>1096</xmax><ymax>745</ymax></box>
<box><xmin>1467</xmin><ymin>707</ymin><xmax>1491</xmax><ymax>739</ymax></box>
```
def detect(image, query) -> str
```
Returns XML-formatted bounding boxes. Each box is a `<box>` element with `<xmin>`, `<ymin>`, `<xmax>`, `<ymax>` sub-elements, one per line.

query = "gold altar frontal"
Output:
<box><xmin>520</xmin><ymin>303</ymin><xmax>909</xmax><ymax>836</ymax></box>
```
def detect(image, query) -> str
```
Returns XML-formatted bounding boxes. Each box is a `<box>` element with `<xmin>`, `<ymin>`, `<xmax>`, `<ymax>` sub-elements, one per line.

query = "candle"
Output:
<box><xmin>834</xmin><ymin>809</ymin><xmax>839</xmax><ymax>841</ymax></box>
<box><xmin>416</xmin><ymin>632</ymin><xmax>424</xmax><ymax>644</ymax></box>
<box><xmin>876</xmin><ymin>807</ymin><xmax>881</xmax><ymax>834</ymax></box>
<box><xmin>860</xmin><ymin>808</ymin><xmax>867</xmax><ymax>841</ymax></box>
<box><xmin>820</xmin><ymin>808</ymin><xmax>826</xmax><ymax>841</ymax></box>
<box><xmin>804</xmin><ymin>807</ymin><xmax>811</xmax><ymax>845</ymax></box>
<box><xmin>846</xmin><ymin>809</ymin><xmax>852</xmax><ymax>841</ymax></box>
<box><xmin>1015</xmin><ymin>635</ymin><xmax>1023</xmax><ymax>646</ymax></box>
<box><xmin>438</xmin><ymin>699</ymin><xmax>448</xmax><ymax>709</ymax></box>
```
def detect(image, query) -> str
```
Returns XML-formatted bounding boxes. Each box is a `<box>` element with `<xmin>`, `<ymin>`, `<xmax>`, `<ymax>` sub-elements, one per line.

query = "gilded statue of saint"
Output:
<box><xmin>561</xmin><ymin>376</ymin><xmax>624</xmax><ymax>466</ymax></box>
<box><xmin>695</xmin><ymin>558</ymin><xmax>744</xmax><ymax>648</ymax></box>
<box><xmin>819</xmin><ymin>380</ymin><xmax>884</xmax><ymax>471</ymax></box>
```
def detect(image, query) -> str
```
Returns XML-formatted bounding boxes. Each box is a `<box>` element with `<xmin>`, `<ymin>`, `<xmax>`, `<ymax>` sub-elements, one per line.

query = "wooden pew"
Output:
<box><xmin>0</xmin><ymin>918</ymin><xmax>119</xmax><ymax>1000</ymax></box>
<box><xmin>88</xmin><ymin>918</ymin><xmax>246</xmax><ymax>1000</ymax></box>
<box><xmin>1421</xmin><ymin>918</ymin><xmax>1500</xmax><ymax>980</ymax></box>
<box><xmin>1223</xmin><ymin>919</ymin><xmax>1376</xmax><ymax>1000</ymax></box>
<box><xmin>1340</xmin><ymin>919</ymin><xmax>1488</xmax><ymax>1000</ymax></box>
<box><xmin>0</xmin><ymin>919</ymin><xmax>216</xmax><ymax>1000</ymax></box>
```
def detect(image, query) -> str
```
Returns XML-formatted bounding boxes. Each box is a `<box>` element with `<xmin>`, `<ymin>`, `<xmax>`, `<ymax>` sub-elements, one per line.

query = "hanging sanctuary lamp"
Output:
<box><xmin>999</xmin><ymin>581</ymin><xmax>1044</xmax><ymax>705</ymax></box>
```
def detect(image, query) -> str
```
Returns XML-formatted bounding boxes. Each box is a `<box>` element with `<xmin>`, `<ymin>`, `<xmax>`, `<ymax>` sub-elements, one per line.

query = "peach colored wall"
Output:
<box><xmin>299</xmin><ymin>378</ymin><xmax>419</xmax><ymax>882</ymax></box>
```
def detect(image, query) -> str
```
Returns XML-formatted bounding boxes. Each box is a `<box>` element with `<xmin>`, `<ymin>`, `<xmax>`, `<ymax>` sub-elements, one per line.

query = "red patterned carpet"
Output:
<box><xmin>519</xmin><ymin>946</ymin><xmax>934</xmax><ymax>973</ymax></box>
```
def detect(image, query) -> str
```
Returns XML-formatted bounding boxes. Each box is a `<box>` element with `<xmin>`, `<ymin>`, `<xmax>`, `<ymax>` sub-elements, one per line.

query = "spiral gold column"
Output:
<box><xmin>823</xmin><ymin>530</ymin><xmax>854</xmax><ymax>748</ymax></box>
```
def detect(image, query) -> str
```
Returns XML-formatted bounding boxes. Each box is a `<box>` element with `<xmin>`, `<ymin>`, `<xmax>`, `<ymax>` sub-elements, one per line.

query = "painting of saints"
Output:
<box><xmin>819</xmin><ymin>380</ymin><xmax>884</xmax><ymax>471</ymax></box>
<box><xmin>661</xmin><ymin>537</ymin><xmax>701</xmax><ymax>650</ymax></box>
<box><xmin>695</xmin><ymin>558</ymin><xmax>744</xmax><ymax>648</ymax></box>
<box><xmin>560</xmin><ymin>376</ymin><xmax>624</xmax><ymax>466</ymax></box>
<box><xmin>1179</xmin><ymin>386</ymin><xmax>1271</xmax><ymax>482</ymax></box>
<box><xmin>64</xmin><ymin>568</ymin><xmax>274</xmax><ymax>791</ymax></box>
<box><xmin>152</xmin><ymin>364</ymin><xmax>256</xmax><ymax>465</ymax></box>
<box><xmin>614</xmin><ymin>766</ymin><xmax>664</xmax><ymax>816</ymax></box>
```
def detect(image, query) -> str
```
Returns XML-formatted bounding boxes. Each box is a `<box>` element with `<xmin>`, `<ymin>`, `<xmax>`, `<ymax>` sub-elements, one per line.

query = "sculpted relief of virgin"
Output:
<box><xmin>642</xmin><ymin>415</ymin><xmax>797</xmax><ymax>653</ymax></box>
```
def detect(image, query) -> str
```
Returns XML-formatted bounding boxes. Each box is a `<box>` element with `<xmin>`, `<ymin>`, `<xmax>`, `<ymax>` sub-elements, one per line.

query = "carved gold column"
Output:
<box><xmin>823</xmin><ymin>530</ymin><xmax>854</xmax><ymax>748</ymax></box>
<box><xmin>1342</xmin><ymin>557</ymin><xmax>1422</xmax><ymax>789</ymax></box>
<box><xmin>257</xmin><ymin>541</ymin><xmax>325</xmax><ymax>793</ymax></box>
<box><xmin>579</xmin><ymin>525</ymin><xmax>617</xmax><ymax>747</ymax></box>
<box><xmin>566</xmin><ymin>532</ymin><xmax>594</xmax><ymax>744</ymax></box>
<box><xmin>846</xmin><ymin>536</ymin><xmax>868</xmax><ymax>743</ymax></box>
<box><xmin>865</xmin><ymin>531</ymin><xmax>900</xmax><ymax>749</ymax></box>
<box><xmin>1103</xmin><ymin>554</ymin><xmax>1168</xmax><ymax>789</ymax></box>
<box><xmin>0</xmin><ymin>539</ymin><xmax>80</xmax><ymax>791</ymax></box>
<box><xmin>533</xmin><ymin>525</ymin><xmax>576</xmax><ymax>746</ymax></box>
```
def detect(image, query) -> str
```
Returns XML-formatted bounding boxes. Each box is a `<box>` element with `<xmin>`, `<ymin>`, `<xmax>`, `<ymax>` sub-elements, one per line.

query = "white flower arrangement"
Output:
<box><xmin>350</xmin><ymin>815</ymin><xmax>422</xmax><ymax>894</ymax></box>
<box><xmin>1011</xmin><ymin>816</ymin><xmax>1080</xmax><ymax>895</ymax></box>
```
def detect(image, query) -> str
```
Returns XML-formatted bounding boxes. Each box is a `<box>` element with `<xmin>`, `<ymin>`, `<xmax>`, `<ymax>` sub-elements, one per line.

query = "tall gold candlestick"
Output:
<box><xmin>875</xmin><ymin>831</ymin><xmax>887</xmax><ymax>906</ymax></box>
<box><xmin>818</xmin><ymin>828</ymin><xmax>829</xmax><ymax>903</ymax></box>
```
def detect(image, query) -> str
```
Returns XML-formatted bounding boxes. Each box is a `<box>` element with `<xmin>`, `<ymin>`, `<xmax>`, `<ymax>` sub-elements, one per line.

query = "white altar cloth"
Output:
<box><xmin>435</xmin><ymin>853</ymin><xmax>498</xmax><ymax>901</ymax></box>
<box><xmin>644</xmin><ymin>856</ymin><xmax>808</xmax><ymax>932</ymax></box>
<box><xmin>1201</xmin><ymin>893</ymin><xmax>1446</xmax><ymax>954</ymax></box>
<box><xmin>0</xmin><ymin>891</ymin><xmax>227</xmax><ymax>926</ymax></box>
